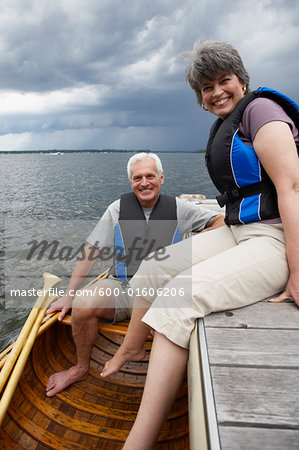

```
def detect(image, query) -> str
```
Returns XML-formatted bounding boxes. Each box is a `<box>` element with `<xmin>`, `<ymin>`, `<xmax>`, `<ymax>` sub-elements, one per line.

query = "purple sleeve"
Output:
<box><xmin>240</xmin><ymin>97</ymin><xmax>298</xmax><ymax>142</ymax></box>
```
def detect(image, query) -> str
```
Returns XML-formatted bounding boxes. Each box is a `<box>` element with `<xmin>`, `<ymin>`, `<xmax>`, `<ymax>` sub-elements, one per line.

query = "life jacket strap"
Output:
<box><xmin>216</xmin><ymin>180</ymin><xmax>274</xmax><ymax>207</ymax></box>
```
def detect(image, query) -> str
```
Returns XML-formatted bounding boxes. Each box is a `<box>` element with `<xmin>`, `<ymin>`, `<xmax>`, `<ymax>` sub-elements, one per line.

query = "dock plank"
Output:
<box><xmin>211</xmin><ymin>366</ymin><xmax>299</xmax><ymax>428</ymax></box>
<box><xmin>206</xmin><ymin>328</ymin><xmax>299</xmax><ymax>367</ymax></box>
<box><xmin>201</xmin><ymin>300</ymin><xmax>299</xmax><ymax>449</ymax></box>
<box><xmin>219</xmin><ymin>426</ymin><xmax>299</xmax><ymax>450</ymax></box>
<box><xmin>204</xmin><ymin>300</ymin><xmax>299</xmax><ymax>329</ymax></box>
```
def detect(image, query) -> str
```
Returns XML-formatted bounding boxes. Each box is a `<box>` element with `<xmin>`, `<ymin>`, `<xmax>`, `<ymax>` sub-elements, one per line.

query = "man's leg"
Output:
<box><xmin>46</xmin><ymin>278</ymin><xmax>132</xmax><ymax>396</ymax></box>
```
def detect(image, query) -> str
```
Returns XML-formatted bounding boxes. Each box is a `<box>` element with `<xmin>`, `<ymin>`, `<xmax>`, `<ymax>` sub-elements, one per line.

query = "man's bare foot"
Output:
<box><xmin>100</xmin><ymin>345</ymin><xmax>146</xmax><ymax>378</ymax></box>
<box><xmin>46</xmin><ymin>365</ymin><xmax>88</xmax><ymax>397</ymax></box>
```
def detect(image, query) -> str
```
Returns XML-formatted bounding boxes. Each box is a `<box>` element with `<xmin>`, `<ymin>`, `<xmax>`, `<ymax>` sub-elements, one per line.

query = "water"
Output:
<box><xmin>0</xmin><ymin>151</ymin><xmax>218</xmax><ymax>351</ymax></box>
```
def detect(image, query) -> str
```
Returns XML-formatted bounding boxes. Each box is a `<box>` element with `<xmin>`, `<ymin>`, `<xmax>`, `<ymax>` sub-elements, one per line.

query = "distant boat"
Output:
<box><xmin>50</xmin><ymin>152</ymin><xmax>63</xmax><ymax>155</ymax></box>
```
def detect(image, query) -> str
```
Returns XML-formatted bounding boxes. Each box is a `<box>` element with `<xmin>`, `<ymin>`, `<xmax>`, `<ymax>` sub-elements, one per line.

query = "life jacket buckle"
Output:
<box><xmin>216</xmin><ymin>189</ymin><xmax>240</xmax><ymax>207</ymax></box>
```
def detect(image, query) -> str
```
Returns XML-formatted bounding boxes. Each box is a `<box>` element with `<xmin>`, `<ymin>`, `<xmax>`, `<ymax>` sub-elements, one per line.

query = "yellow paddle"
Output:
<box><xmin>0</xmin><ymin>273</ymin><xmax>61</xmax><ymax>425</ymax></box>
<box><xmin>0</xmin><ymin>268</ymin><xmax>110</xmax><ymax>370</ymax></box>
<box><xmin>0</xmin><ymin>312</ymin><xmax>60</xmax><ymax>369</ymax></box>
<box><xmin>0</xmin><ymin>268</ymin><xmax>111</xmax><ymax>425</ymax></box>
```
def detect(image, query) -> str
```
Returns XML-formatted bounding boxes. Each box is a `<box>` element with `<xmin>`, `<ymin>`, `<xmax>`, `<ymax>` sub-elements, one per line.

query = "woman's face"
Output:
<box><xmin>200</xmin><ymin>74</ymin><xmax>245</xmax><ymax>119</ymax></box>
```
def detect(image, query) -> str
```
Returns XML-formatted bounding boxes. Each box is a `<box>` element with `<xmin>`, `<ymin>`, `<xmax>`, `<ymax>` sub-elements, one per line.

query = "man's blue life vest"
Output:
<box><xmin>113</xmin><ymin>192</ymin><xmax>182</xmax><ymax>279</ymax></box>
<box><xmin>206</xmin><ymin>87</ymin><xmax>299</xmax><ymax>225</ymax></box>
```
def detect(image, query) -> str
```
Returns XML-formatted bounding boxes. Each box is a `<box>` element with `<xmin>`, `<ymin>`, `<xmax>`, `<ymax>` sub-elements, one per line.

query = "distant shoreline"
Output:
<box><xmin>0</xmin><ymin>149</ymin><xmax>206</xmax><ymax>154</ymax></box>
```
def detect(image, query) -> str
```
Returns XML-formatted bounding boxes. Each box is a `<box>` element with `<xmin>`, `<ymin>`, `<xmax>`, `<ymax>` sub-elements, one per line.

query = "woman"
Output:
<box><xmin>101</xmin><ymin>40</ymin><xmax>299</xmax><ymax>448</ymax></box>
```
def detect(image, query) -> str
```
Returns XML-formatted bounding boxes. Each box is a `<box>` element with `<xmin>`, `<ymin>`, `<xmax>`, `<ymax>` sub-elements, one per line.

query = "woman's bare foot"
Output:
<box><xmin>46</xmin><ymin>365</ymin><xmax>88</xmax><ymax>397</ymax></box>
<box><xmin>100</xmin><ymin>345</ymin><xmax>146</xmax><ymax>378</ymax></box>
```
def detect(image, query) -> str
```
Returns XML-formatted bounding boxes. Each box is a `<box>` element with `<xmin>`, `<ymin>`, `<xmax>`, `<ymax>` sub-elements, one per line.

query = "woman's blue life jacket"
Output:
<box><xmin>113</xmin><ymin>192</ymin><xmax>182</xmax><ymax>279</ymax></box>
<box><xmin>206</xmin><ymin>87</ymin><xmax>299</xmax><ymax>225</ymax></box>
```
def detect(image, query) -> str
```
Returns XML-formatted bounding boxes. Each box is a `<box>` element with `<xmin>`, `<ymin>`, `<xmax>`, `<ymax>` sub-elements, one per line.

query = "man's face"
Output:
<box><xmin>130</xmin><ymin>158</ymin><xmax>164</xmax><ymax>208</ymax></box>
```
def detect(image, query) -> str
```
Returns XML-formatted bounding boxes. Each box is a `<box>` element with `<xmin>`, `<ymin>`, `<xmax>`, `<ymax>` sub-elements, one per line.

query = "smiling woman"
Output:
<box><xmin>99</xmin><ymin>39</ymin><xmax>299</xmax><ymax>449</ymax></box>
<box><xmin>183</xmin><ymin>39</ymin><xmax>250</xmax><ymax>110</ymax></box>
<box><xmin>201</xmin><ymin>74</ymin><xmax>246</xmax><ymax>119</ymax></box>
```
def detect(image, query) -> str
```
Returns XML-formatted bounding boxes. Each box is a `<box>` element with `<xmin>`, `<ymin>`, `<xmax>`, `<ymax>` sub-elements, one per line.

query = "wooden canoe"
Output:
<box><xmin>0</xmin><ymin>316</ymin><xmax>189</xmax><ymax>449</ymax></box>
<box><xmin>0</xmin><ymin>197</ymin><xmax>223</xmax><ymax>449</ymax></box>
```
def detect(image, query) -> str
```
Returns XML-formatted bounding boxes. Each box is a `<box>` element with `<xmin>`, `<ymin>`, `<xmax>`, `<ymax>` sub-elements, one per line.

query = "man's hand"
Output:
<box><xmin>46</xmin><ymin>292</ymin><xmax>74</xmax><ymax>321</ymax></box>
<box><xmin>45</xmin><ymin>244</ymin><xmax>100</xmax><ymax>321</ymax></box>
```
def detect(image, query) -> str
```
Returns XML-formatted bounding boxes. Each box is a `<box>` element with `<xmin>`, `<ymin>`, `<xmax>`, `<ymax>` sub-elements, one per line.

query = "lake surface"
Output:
<box><xmin>0</xmin><ymin>151</ymin><xmax>218</xmax><ymax>351</ymax></box>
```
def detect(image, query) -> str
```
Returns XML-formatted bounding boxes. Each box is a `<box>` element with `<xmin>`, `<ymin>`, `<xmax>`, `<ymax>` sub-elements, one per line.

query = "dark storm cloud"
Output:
<box><xmin>0</xmin><ymin>0</ymin><xmax>298</xmax><ymax>150</ymax></box>
<box><xmin>0</xmin><ymin>0</ymin><xmax>184</xmax><ymax>91</ymax></box>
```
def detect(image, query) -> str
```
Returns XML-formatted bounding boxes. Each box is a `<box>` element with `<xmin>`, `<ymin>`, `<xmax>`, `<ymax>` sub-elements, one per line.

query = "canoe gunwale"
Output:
<box><xmin>188</xmin><ymin>319</ymin><xmax>221</xmax><ymax>450</ymax></box>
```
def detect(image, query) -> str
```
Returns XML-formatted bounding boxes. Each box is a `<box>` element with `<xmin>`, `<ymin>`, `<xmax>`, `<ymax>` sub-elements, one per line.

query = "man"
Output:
<box><xmin>46</xmin><ymin>152</ymin><xmax>224</xmax><ymax>397</ymax></box>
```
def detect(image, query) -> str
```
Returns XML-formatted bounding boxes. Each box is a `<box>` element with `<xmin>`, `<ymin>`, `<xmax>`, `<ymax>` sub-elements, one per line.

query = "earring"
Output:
<box><xmin>202</xmin><ymin>103</ymin><xmax>209</xmax><ymax>111</ymax></box>
<box><xmin>242</xmin><ymin>86</ymin><xmax>247</xmax><ymax>96</ymax></box>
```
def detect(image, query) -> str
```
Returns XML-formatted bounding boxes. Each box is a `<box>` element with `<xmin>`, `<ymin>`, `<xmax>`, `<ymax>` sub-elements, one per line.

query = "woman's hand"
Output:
<box><xmin>269</xmin><ymin>272</ymin><xmax>299</xmax><ymax>307</ymax></box>
<box><xmin>254</xmin><ymin>121</ymin><xmax>299</xmax><ymax>309</ymax></box>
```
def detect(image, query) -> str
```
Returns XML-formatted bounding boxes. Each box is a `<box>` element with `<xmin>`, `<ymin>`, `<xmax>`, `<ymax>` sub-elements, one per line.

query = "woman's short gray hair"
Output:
<box><xmin>183</xmin><ymin>40</ymin><xmax>250</xmax><ymax>105</ymax></box>
<box><xmin>127</xmin><ymin>152</ymin><xmax>163</xmax><ymax>180</ymax></box>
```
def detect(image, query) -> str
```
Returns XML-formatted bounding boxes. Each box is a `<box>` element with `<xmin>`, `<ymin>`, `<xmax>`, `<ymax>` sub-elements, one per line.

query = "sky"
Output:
<box><xmin>0</xmin><ymin>0</ymin><xmax>298</xmax><ymax>151</ymax></box>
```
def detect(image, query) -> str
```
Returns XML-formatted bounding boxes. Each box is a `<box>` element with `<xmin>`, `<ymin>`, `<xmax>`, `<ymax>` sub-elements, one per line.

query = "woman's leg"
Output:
<box><xmin>143</xmin><ymin>223</ymin><xmax>288</xmax><ymax>349</ymax></box>
<box><xmin>130</xmin><ymin>225</ymin><xmax>236</xmax><ymax>304</ymax></box>
<box><xmin>101</xmin><ymin>296</ymin><xmax>150</xmax><ymax>377</ymax></box>
<box><xmin>101</xmin><ymin>226</ymin><xmax>237</xmax><ymax>376</ymax></box>
<box><xmin>123</xmin><ymin>332</ymin><xmax>188</xmax><ymax>449</ymax></box>
<box><xmin>121</xmin><ymin>224</ymin><xmax>288</xmax><ymax>448</ymax></box>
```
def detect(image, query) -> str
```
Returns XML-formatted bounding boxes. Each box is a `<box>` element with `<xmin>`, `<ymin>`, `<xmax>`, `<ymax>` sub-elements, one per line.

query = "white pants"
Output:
<box><xmin>130</xmin><ymin>222</ymin><xmax>288</xmax><ymax>348</ymax></box>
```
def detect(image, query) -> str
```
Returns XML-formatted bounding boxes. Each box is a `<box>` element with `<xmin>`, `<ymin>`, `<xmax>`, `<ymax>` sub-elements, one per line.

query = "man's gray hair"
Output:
<box><xmin>183</xmin><ymin>40</ymin><xmax>250</xmax><ymax>105</ymax></box>
<box><xmin>127</xmin><ymin>152</ymin><xmax>163</xmax><ymax>180</ymax></box>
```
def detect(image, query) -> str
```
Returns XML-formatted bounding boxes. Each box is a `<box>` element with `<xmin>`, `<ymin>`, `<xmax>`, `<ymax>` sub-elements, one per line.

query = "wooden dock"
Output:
<box><xmin>189</xmin><ymin>299</ymin><xmax>299</xmax><ymax>449</ymax></box>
